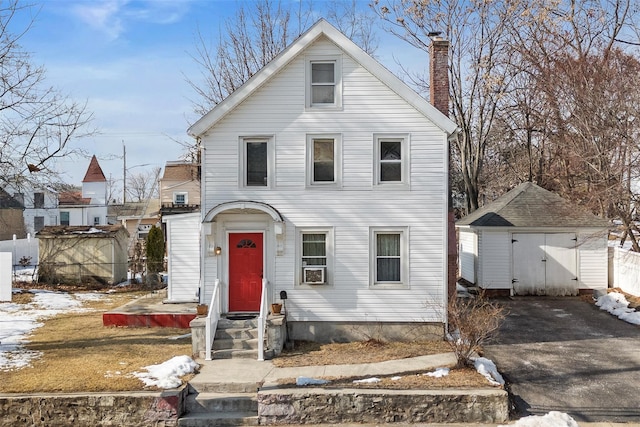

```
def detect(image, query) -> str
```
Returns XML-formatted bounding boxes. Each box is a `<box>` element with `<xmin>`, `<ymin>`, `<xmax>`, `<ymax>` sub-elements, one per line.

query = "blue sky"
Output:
<box><xmin>12</xmin><ymin>1</ymin><xmax>425</xmax><ymax>191</ymax></box>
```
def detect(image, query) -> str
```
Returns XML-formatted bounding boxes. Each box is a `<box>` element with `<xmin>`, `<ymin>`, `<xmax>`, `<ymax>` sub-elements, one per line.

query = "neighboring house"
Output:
<box><xmin>12</xmin><ymin>187</ymin><xmax>59</xmax><ymax>235</ymax></box>
<box><xmin>109</xmin><ymin>199</ymin><xmax>161</xmax><ymax>255</ymax></box>
<box><xmin>36</xmin><ymin>225</ymin><xmax>129</xmax><ymax>285</ymax></box>
<box><xmin>159</xmin><ymin>161</ymin><xmax>200</xmax><ymax>216</ymax></box>
<box><xmin>187</xmin><ymin>20</ymin><xmax>458</xmax><ymax>342</ymax></box>
<box><xmin>163</xmin><ymin>212</ymin><xmax>200</xmax><ymax>303</ymax></box>
<box><xmin>456</xmin><ymin>182</ymin><xmax>610</xmax><ymax>296</ymax></box>
<box><xmin>0</xmin><ymin>188</ymin><xmax>26</xmax><ymax>240</ymax></box>
<box><xmin>58</xmin><ymin>155</ymin><xmax>109</xmax><ymax>227</ymax></box>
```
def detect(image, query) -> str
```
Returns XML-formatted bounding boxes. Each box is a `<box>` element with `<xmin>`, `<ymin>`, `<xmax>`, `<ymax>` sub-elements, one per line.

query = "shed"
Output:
<box><xmin>456</xmin><ymin>182</ymin><xmax>610</xmax><ymax>296</ymax></box>
<box><xmin>163</xmin><ymin>212</ymin><xmax>200</xmax><ymax>303</ymax></box>
<box><xmin>36</xmin><ymin>225</ymin><xmax>129</xmax><ymax>285</ymax></box>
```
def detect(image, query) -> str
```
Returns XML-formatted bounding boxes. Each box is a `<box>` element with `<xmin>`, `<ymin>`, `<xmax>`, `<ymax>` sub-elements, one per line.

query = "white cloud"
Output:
<box><xmin>70</xmin><ymin>0</ymin><xmax>192</xmax><ymax>40</ymax></box>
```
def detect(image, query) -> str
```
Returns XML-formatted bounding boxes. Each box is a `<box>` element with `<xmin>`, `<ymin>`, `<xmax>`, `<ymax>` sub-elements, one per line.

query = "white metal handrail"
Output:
<box><xmin>205</xmin><ymin>279</ymin><xmax>221</xmax><ymax>361</ymax></box>
<box><xmin>257</xmin><ymin>278</ymin><xmax>268</xmax><ymax>361</ymax></box>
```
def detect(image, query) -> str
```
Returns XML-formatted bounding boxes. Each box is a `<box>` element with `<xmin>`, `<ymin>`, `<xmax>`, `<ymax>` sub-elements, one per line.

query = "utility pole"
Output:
<box><xmin>123</xmin><ymin>141</ymin><xmax>126</xmax><ymax>204</ymax></box>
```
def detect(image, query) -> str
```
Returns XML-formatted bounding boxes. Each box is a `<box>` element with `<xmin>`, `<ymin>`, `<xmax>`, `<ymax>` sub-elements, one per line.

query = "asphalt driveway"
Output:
<box><xmin>483</xmin><ymin>296</ymin><xmax>640</xmax><ymax>423</ymax></box>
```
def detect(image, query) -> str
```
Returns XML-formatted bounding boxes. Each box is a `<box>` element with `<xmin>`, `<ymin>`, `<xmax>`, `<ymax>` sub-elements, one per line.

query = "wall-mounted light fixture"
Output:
<box><xmin>214</xmin><ymin>246</ymin><xmax>222</xmax><ymax>256</ymax></box>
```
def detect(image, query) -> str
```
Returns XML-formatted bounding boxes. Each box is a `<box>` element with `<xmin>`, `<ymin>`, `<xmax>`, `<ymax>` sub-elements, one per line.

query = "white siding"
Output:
<box><xmin>577</xmin><ymin>230</ymin><xmax>608</xmax><ymax>290</ymax></box>
<box><xmin>201</xmin><ymin>37</ymin><xmax>448</xmax><ymax>323</ymax></box>
<box><xmin>458</xmin><ymin>229</ymin><xmax>476</xmax><ymax>283</ymax></box>
<box><xmin>478</xmin><ymin>231</ymin><xmax>511</xmax><ymax>289</ymax></box>
<box><xmin>165</xmin><ymin>213</ymin><xmax>200</xmax><ymax>302</ymax></box>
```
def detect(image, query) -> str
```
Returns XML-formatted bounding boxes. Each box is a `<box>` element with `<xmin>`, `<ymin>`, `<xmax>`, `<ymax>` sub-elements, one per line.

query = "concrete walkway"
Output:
<box><xmin>189</xmin><ymin>354</ymin><xmax>630</xmax><ymax>426</ymax></box>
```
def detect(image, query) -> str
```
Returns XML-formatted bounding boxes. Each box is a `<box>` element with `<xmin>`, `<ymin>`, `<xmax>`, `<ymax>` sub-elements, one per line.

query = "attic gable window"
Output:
<box><xmin>306</xmin><ymin>56</ymin><xmax>342</xmax><ymax>109</ymax></box>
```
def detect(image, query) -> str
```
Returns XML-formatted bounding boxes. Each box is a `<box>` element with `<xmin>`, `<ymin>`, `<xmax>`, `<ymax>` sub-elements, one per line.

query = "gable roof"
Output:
<box><xmin>188</xmin><ymin>19</ymin><xmax>458</xmax><ymax>138</ymax></box>
<box><xmin>161</xmin><ymin>162</ymin><xmax>199</xmax><ymax>182</ymax></box>
<box><xmin>82</xmin><ymin>155</ymin><xmax>107</xmax><ymax>183</ymax></box>
<box><xmin>456</xmin><ymin>182</ymin><xmax>610</xmax><ymax>228</ymax></box>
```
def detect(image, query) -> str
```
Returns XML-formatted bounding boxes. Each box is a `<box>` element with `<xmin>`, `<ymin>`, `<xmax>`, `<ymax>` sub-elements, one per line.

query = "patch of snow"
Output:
<box><xmin>501</xmin><ymin>411</ymin><xmax>578</xmax><ymax>427</ymax></box>
<box><xmin>133</xmin><ymin>355</ymin><xmax>199</xmax><ymax>389</ymax></box>
<box><xmin>391</xmin><ymin>376</ymin><xmax>402</xmax><ymax>381</ymax></box>
<box><xmin>425</xmin><ymin>367</ymin><xmax>450</xmax><ymax>378</ymax></box>
<box><xmin>353</xmin><ymin>377</ymin><xmax>381</xmax><ymax>384</ymax></box>
<box><xmin>473</xmin><ymin>357</ymin><xmax>504</xmax><ymax>386</ymax></box>
<box><xmin>168</xmin><ymin>333</ymin><xmax>192</xmax><ymax>340</ymax></box>
<box><xmin>0</xmin><ymin>291</ymin><xmax>106</xmax><ymax>371</ymax></box>
<box><xmin>596</xmin><ymin>292</ymin><xmax>640</xmax><ymax>325</ymax></box>
<box><xmin>296</xmin><ymin>376</ymin><xmax>330</xmax><ymax>386</ymax></box>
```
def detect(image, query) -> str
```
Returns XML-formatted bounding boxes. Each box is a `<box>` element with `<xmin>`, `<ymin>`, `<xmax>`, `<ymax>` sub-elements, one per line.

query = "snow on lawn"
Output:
<box><xmin>0</xmin><ymin>289</ymin><xmax>105</xmax><ymax>371</ymax></box>
<box><xmin>501</xmin><ymin>411</ymin><xmax>578</xmax><ymax>427</ymax></box>
<box><xmin>596</xmin><ymin>292</ymin><xmax>640</xmax><ymax>325</ymax></box>
<box><xmin>133</xmin><ymin>355</ymin><xmax>199</xmax><ymax>389</ymax></box>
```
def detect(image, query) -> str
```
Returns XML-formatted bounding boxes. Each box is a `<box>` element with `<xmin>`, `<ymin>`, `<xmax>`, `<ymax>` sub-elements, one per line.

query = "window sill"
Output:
<box><xmin>370</xmin><ymin>283</ymin><xmax>410</xmax><ymax>290</ymax></box>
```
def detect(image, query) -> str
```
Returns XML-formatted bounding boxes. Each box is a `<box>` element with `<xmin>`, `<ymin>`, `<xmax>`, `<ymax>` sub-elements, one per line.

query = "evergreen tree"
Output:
<box><xmin>145</xmin><ymin>226</ymin><xmax>165</xmax><ymax>275</ymax></box>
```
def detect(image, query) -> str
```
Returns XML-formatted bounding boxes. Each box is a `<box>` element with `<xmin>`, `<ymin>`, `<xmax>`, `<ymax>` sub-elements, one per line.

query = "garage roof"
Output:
<box><xmin>456</xmin><ymin>182</ymin><xmax>610</xmax><ymax>228</ymax></box>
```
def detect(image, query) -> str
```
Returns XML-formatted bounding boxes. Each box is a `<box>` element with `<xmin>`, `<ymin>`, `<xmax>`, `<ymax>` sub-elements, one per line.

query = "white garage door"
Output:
<box><xmin>512</xmin><ymin>233</ymin><xmax>578</xmax><ymax>296</ymax></box>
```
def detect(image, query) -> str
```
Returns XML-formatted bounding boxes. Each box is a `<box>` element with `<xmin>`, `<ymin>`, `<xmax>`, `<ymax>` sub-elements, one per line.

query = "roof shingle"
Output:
<box><xmin>456</xmin><ymin>182</ymin><xmax>610</xmax><ymax>228</ymax></box>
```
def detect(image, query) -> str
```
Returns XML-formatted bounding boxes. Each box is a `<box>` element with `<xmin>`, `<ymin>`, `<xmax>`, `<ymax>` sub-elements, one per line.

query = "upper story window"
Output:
<box><xmin>306</xmin><ymin>134</ymin><xmax>341</xmax><ymax>188</ymax></box>
<box><xmin>306</xmin><ymin>56</ymin><xmax>342</xmax><ymax>109</ymax></box>
<box><xmin>33</xmin><ymin>192</ymin><xmax>44</xmax><ymax>209</ymax></box>
<box><xmin>374</xmin><ymin>134</ymin><xmax>409</xmax><ymax>188</ymax></box>
<box><xmin>60</xmin><ymin>211</ymin><xmax>70</xmax><ymax>226</ymax></box>
<box><xmin>174</xmin><ymin>192</ymin><xmax>188</xmax><ymax>205</ymax></box>
<box><xmin>240</xmin><ymin>137</ymin><xmax>273</xmax><ymax>188</ymax></box>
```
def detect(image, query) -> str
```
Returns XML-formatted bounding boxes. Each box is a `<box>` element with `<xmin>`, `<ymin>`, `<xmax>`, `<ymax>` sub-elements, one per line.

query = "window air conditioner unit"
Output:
<box><xmin>303</xmin><ymin>267</ymin><xmax>325</xmax><ymax>284</ymax></box>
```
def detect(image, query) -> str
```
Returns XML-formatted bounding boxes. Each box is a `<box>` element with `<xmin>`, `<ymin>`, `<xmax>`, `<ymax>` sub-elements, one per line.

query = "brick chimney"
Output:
<box><xmin>429</xmin><ymin>35</ymin><xmax>457</xmax><ymax>300</ymax></box>
<box><xmin>429</xmin><ymin>36</ymin><xmax>450</xmax><ymax>115</ymax></box>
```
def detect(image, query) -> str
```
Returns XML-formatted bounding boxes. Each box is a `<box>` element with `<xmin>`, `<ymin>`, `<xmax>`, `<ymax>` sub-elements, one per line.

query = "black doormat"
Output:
<box><xmin>225</xmin><ymin>314</ymin><xmax>257</xmax><ymax>321</ymax></box>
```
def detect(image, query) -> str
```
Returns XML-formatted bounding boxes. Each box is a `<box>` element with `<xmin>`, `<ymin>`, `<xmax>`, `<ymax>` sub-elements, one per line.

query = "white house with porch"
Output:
<box><xmin>188</xmin><ymin>20</ymin><xmax>458</xmax><ymax>358</ymax></box>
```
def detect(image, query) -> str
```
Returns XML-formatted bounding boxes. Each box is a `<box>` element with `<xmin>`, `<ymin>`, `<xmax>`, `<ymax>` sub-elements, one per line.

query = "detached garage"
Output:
<box><xmin>456</xmin><ymin>182</ymin><xmax>610</xmax><ymax>296</ymax></box>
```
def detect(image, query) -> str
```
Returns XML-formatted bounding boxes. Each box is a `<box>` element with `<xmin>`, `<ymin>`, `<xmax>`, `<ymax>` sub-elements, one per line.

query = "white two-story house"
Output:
<box><xmin>188</xmin><ymin>20</ymin><xmax>458</xmax><ymax>342</ymax></box>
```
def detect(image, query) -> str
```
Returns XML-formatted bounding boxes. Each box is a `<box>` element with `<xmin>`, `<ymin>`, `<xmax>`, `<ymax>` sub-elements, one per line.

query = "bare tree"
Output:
<box><xmin>125</xmin><ymin>167</ymin><xmax>160</xmax><ymax>203</ymax></box>
<box><xmin>373</xmin><ymin>0</ymin><xmax>518</xmax><ymax>212</ymax></box>
<box><xmin>186</xmin><ymin>0</ymin><xmax>379</xmax><ymax>115</ymax></box>
<box><xmin>0</xmin><ymin>1</ymin><xmax>94</xmax><ymax>192</ymax></box>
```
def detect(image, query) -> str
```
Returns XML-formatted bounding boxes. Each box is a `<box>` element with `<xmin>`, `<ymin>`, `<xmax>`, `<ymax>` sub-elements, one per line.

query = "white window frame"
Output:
<box><xmin>60</xmin><ymin>211</ymin><xmax>70</xmax><ymax>226</ymax></box>
<box><xmin>305</xmin><ymin>55</ymin><xmax>342</xmax><ymax>110</ymax></box>
<box><xmin>93</xmin><ymin>216</ymin><xmax>100</xmax><ymax>226</ymax></box>
<box><xmin>239</xmin><ymin>136</ymin><xmax>275</xmax><ymax>189</ymax></box>
<box><xmin>306</xmin><ymin>134</ymin><xmax>342</xmax><ymax>188</ymax></box>
<box><xmin>173</xmin><ymin>192</ymin><xmax>188</xmax><ymax>205</ymax></box>
<box><xmin>369</xmin><ymin>227</ymin><xmax>409</xmax><ymax>288</ymax></box>
<box><xmin>296</xmin><ymin>227</ymin><xmax>334</xmax><ymax>287</ymax></box>
<box><xmin>373</xmin><ymin>133</ymin><xmax>410</xmax><ymax>188</ymax></box>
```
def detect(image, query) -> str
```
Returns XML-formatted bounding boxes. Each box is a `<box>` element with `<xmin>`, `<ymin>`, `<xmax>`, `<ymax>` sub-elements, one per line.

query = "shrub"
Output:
<box><xmin>145</xmin><ymin>225</ymin><xmax>164</xmax><ymax>275</ymax></box>
<box><xmin>447</xmin><ymin>293</ymin><xmax>506</xmax><ymax>368</ymax></box>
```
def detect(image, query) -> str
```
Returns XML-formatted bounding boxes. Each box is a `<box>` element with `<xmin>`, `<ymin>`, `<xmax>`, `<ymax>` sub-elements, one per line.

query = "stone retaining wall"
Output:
<box><xmin>0</xmin><ymin>389</ymin><xmax>186</xmax><ymax>427</ymax></box>
<box><xmin>258</xmin><ymin>387</ymin><xmax>509</xmax><ymax>425</ymax></box>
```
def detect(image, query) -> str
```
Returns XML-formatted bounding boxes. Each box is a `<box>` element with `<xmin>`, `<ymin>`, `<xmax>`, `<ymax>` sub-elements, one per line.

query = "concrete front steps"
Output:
<box><xmin>178</xmin><ymin>387</ymin><xmax>259</xmax><ymax>427</ymax></box>
<box><xmin>211</xmin><ymin>317</ymin><xmax>260</xmax><ymax>360</ymax></box>
<box><xmin>179</xmin><ymin>316</ymin><xmax>264</xmax><ymax>426</ymax></box>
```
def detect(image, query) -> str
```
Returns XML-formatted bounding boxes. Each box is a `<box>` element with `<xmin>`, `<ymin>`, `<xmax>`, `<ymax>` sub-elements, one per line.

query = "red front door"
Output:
<box><xmin>228</xmin><ymin>232</ymin><xmax>263</xmax><ymax>312</ymax></box>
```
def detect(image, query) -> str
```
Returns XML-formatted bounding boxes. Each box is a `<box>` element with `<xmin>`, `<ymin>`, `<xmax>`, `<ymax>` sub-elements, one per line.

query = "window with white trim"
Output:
<box><xmin>297</xmin><ymin>228</ymin><xmax>333</xmax><ymax>286</ymax></box>
<box><xmin>306</xmin><ymin>134</ymin><xmax>341</xmax><ymax>187</ymax></box>
<box><xmin>240</xmin><ymin>137</ymin><xmax>274</xmax><ymax>188</ymax></box>
<box><xmin>173</xmin><ymin>192</ymin><xmax>188</xmax><ymax>205</ymax></box>
<box><xmin>374</xmin><ymin>134</ymin><xmax>409</xmax><ymax>186</ymax></box>
<box><xmin>306</xmin><ymin>56</ymin><xmax>342</xmax><ymax>109</ymax></box>
<box><xmin>60</xmin><ymin>211</ymin><xmax>70</xmax><ymax>226</ymax></box>
<box><xmin>370</xmin><ymin>227</ymin><xmax>409</xmax><ymax>287</ymax></box>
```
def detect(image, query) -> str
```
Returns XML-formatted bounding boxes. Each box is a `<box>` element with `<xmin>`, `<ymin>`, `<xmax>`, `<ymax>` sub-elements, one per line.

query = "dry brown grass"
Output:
<box><xmin>2</xmin><ymin>291</ymin><xmax>194</xmax><ymax>393</ymax></box>
<box><xmin>273</xmin><ymin>341</ymin><xmax>493</xmax><ymax>389</ymax></box>
<box><xmin>273</xmin><ymin>339</ymin><xmax>452</xmax><ymax>368</ymax></box>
